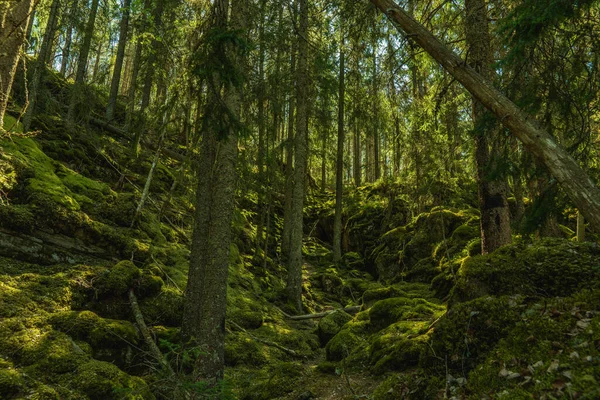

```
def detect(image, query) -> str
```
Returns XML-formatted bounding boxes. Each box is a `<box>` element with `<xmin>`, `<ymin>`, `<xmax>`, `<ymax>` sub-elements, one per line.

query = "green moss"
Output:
<box><xmin>49</xmin><ymin>310</ymin><xmax>139</xmax><ymax>349</ymax></box>
<box><xmin>240</xmin><ymin>362</ymin><xmax>306</xmax><ymax>400</ymax></box>
<box><xmin>325</xmin><ymin>327</ymin><xmax>364</xmax><ymax>362</ymax></box>
<box><xmin>224</xmin><ymin>332</ymin><xmax>268</xmax><ymax>367</ymax></box>
<box><xmin>139</xmin><ymin>286</ymin><xmax>183</xmax><ymax>326</ymax></box>
<box><xmin>0</xmin><ymin>204</ymin><xmax>35</xmax><ymax>233</ymax></box>
<box><xmin>67</xmin><ymin>360</ymin><xmax>154</xmax><ymax>400</ymax></box>
<box><xmin>422</xmin><ymin>296</ymin><xmax>522</xmax><ymax>377</ymax></box>
<box><xmin>369</xmin><ymin>297</ymin><xmax>443</xmax><ymax>331</ymax></box>
<box><xmin>136</xmin><ymin>269</ymin><xmax>164</xmax><ymax>298</ymax></box>
<box><xmin>452</xmin><ymin>238</ymin><xmax>600</xmax><ymax>303</ymax></box>
<box><xmin>0</xmin><ymin>365</ymin><xmax>25</xmax><ymax>398</ymax></box>
<box><xmin>317</xmin><ymin>310</ymin><xmax>353</xmax><ymax>345</ymax></box>
<box><xmin>98</xmin><ymin>260</ymin><xmax>141</xmax><ymax>296</ymax></box>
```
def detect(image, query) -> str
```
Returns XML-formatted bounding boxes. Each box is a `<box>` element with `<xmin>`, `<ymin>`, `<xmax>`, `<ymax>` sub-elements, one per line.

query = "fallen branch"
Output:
<box><xmin>129</xmin><ymin>288</ymin><xmax>175</xmax><ymax>375</ymax></box>
<box><xmin>284</xmin><ymin>305</ymin><xmax>362</xmax><ymax>321</ymax></box>
<box><xmin>228</xmin><ymin>321</ymin><xmax>302</xmax><ymax>358</ymax></box>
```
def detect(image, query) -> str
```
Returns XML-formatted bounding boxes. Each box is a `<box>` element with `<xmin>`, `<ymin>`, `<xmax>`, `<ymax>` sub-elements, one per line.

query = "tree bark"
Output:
<box><xmin>60</xmin><ymin>0</ymin><xmax>79</xmax><ymax>77</ymax></box>
<box><xmin>106</xmin><ymin>0</ymin><xmax>132</xmax><ymax>121</ymax></box>
<box><xmin>369</xmin><ymin>0</ymin><xmax>600</xmax><ymax>233</ymax></box>
<box><xmin>181</xmin><ymin>0</ymin><xmax>245</xmax><ymax>385</ymax></box>
<box><xmin>67</xmin><ymin>0</ymin><xmax>100</xmax><ymax>123</ymax></box>
<box><xmin>281</xmin><ymin>2</ymin><xmax>297</xmax><ymax>261</ymax></box>
<box><xmin>0</xmin><ymin>0</ymin><xmax>35</xmax><ymax>129</ymax></box>
<box><xmin>23</xmin><ymin>0</ymin><xmax>61</xmax><ymax>131</ymax></box>
<box><xmin>465</xmin><ymin>0</ymin><xmax>511</xmax><ymax>254</ymax></box>
<box><xmin>286</xmin><ymin>0</ymin><xmax>309</xmax><ymax>313</ymax></box>
<box><xmin>333</xmin><ymin>43</ymin><xmax>345</xmax><ymax>263</ymax></box>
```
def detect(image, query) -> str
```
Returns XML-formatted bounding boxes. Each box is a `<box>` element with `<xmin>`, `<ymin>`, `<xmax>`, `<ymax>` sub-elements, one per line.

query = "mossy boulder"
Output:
<box><xmin>452</xmin><ymin>238</ymin><xmax>600</xmax><ymax>303</ymax></box>
<box><xmin>0</xmin><ymin>364</ymin><xmax>25</xmax><ymax>398</ymax></box>
<box><xmin>317</xmin><ymin>310</ymin><xmax>353</xmax><ymax>345</ymax></box>
<box><xmin>49</xmin><ymin>310</ymin><xmax>139</xmax><ymax>366</ymax></box>
<box><xmin>139</xmin><ymin>286</ymin><xmax>183</xmax><ymax>326</ymax></box>
<box><xmin>325</xmin><ymin>325</ymin><xmax>364</xmax><ymax>362</ymax></box>
<box><xmin>66</xmin><ymin>360</ymin><xmax>154</xmax><ymax>400</ymax></box>
<box><xmin>369</xmin><ymin>297</ymin><xmax>442</xmax><ymax>331</ymax></box>
<box><xmin>98</xmin><ymin>260</ymin><xmax>141</xmax><ymax>296</ymax></box>
<box><xmin>421</xmin><ymin>295</ymin><xmax>523</xmax><ymax>377</ymax></box>
<box><xmin>240</xmin><ymin>362</ymin><xmax>307</xmax><ymax>400</ymax></box>
<box><xmin>224</xmin><ymin>332</ymin><xmax>268</xmax><ymax>367</ymax></box>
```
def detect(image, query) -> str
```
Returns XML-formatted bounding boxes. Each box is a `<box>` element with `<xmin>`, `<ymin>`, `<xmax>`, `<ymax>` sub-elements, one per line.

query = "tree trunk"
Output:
<box><xmin>577</xmin><ymin>211</ymin><xmax>585</xmax><ymax>242</ymax></box>
<box><xmin>181</xmin><ymin>0</ymin><xmax>245</xmax><ymax>384</ymax></box>
<box><xmin>67</xmin><ymin>0</ymin><xmax>100</xmax><ymax>123</ymax></box>
<box><xmin>60</xmin><ymin>0</ymin><xmax>78</xmax><ymax>77</ymax></box>
<box><xmin>465</xmin><ymin>0</ymin><xmax>511</xmax><ymax>254</ymax></box>
<box><xmin>333</xmin><ymin>44</ymin><xmax>345</xmax><ymax>263</ymax></box>
<box><xmin>23</xmin><ymin>0</ymin><xmax>61</xmax><ymax>131</ymax></box>
<box><xmin>281</xmin><ymin>6</ymin><xmax>297</xmax><ymax>261</ymax></box>
<box><xmin>286</xmin><ymin>0</ymin><xmax>309</xmax><ymax>313</ymax></box>
<box><xmin>370</xmin><ymin>0</ymin><xmax>600</xmax><ymax>233</ymax></box>
<box><xmin>255</xmin><ymin>0</ymin><xmax>266</xmax><ymax>252</ymax></box>
<box><xmin>106</xmin><ymin>0</ymin><xmax>132</xmax><ymax>121</ymax></box>
<box><xmin>353</xmin><ymin>115</ymin><xmax>361</xmax><ymax>186</ymax></box>
<box><xmin>0</xmin><ymin>0</ymin><xmax>34</xmax><ymax>129</ymax></box>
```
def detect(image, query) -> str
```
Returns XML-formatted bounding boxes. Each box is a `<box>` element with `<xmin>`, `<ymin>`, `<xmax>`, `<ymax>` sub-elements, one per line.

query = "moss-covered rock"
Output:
<box><xmin>240</xmin><ymin>362</ymin><xmax>307</xmax><ymax>400</ymax></box>
<box><xmin>224</xmin><ymin>332</ymin><xmax>268</xmax><ymax>367</ymax></box>
<box><xmin>98</xmin><ymin>260</ymin><xmax>141</xmax><ymax>296</ymax></box>
<box><xmin>317</xmin><ymin>310</ymin><xmax>353</xmax><ymax>345</ymax></box>
<box><xmin>452</xmin><ymin>238</ymin><xmax>600</xmax><ymax>303</ymax></box>
<box><xmin>66</xmin><ymin>360</ymin><xmax>154</xmax><ymax>400</ymax></box>
<box><xmin>139</xmin><ymin>286</ymin><xmax>183</xmax><ymax>326</ymax></box>
<box><xmin>0</xmin><ymin>363</ymin><xmax>25</xmax><ymax>398</ymax></box>
<box><xmin>369</xmin><ymin>297</ymin><xmax>442</xmax><ymax>331</ymax></box>
<box><xmin>325</xmin><ymin>324</ymin><xmax>365</xmax><ymax>362</ymax></box>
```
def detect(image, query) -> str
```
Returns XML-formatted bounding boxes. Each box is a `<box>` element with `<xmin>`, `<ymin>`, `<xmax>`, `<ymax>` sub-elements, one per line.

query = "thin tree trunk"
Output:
<box><xmin>353</xmin><ymin>115</ymin><xmax>361</xmax><ymax>186</ymax></box>
<box><xmin>281</xmin><ymin>12</ymin><xmax>297</xmax><ymax>261</ymax></box>
<box><xmin>370</xmin><ymin>0</ymin><xmax>600</xmax><ymax>233</ymax></box>
<box><xmin>255</xmin><ymin>0</ymin><xmax>267</xmax><ymax>252</ymax></box>
<box><xmin>286</xmin><ymin>0</ymin><xmax>309</xmax><ymax>313</ymax></box>
<box><xmin>577</xmin><ymin>211</ymin><xmax>585</xmax><ymax>242</ymax></box>
<box><xmin>23</xmin><ymin>0</ymin><xmax>61</xmax><ymax>131</ymax></box>
<box><xmin>333</xmin><ymin>44</ymin><xmax>345</xmax><ymax>263</ymax></box>
<box><xmin>106</xmin><ymin>0</ymin><xmax>132</xmax><ymax>121</ymax></box>
<box><xmin>181</xmin><ymin>0</ymin><xmax>245</xmax><ymax>384</ymax></box>
<box><xmin>67</xmin><ymin>0</ymin><xmax>100</xmax><ymax>123</ymax></box>
<box><xmin>0</xmin><ymin>0</ymin><xmax>35</xmax><ymax>129</ymax></box>
<box><xmin>60</xmin><ymin>0</ymin><xmax>78</xmax><ymax>77</ymax></box>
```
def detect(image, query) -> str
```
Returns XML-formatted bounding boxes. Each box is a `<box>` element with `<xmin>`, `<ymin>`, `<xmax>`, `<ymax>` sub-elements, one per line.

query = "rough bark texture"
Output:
<box><xmin>370</xmin><ymin>0</ymin><xmax>600</xmax><ymax>233</ymax></box>
<box><xmin>286</xmin><ymin>0</ymin><xmax>308</xmax><ymax>313</ymax></box>
<box><xmin>106</xmin><ymin>0</ymin><xmax>132</xmax><ymax>121</ymax></box>
<box><xmin>68</xmin><ymin>0</ymin><xmax>100</xmax><ymax>123</ymax></box>
<box><xmin>181</xmin><ymin>0</ymin><xmax>244</xmax><ymax>384</ymax></box>
<box><xmin>465</xmin><ymin>0</ymin><xmax>512</xmax><ymax>254</ymax></box>
<box><xmin>0</xmin><ymin>0</ymin><xmax>34</xmax><ymax>128</ymax></box>
<box><xmin>333</xmin><ymin>45</ymin><xmax>345</xmax><ymax>263</ymax></box>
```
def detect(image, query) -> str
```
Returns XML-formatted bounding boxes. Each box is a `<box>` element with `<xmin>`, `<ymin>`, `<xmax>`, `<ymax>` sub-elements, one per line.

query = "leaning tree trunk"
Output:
<box><xmin>369</xmin><ymin>0</ymin><xmax>600</xmax><ymax>233</ymax></box>
<box><xmin>286</xmin><ymin>0</ymin><xmax>309</xmax><ymax>313</ymax></box>
<box><xmin>0</xmin><ymin>0</ymin><xmax>35</xmax><ymax>129</ymax></box>
<box><xmin>465</xmin><ymin>0</ymin><xmax>511</xmax><ymax>254</ymax></box>
<box><xmin>106</xmin><ymin>0</ymin><xmax>132</xmax><ymax>121</ymax></box>
<box><xmin>181</xmin><ymin>0</ymin><xmax>245</xmax><ymax>385</ymax></box>
<box><xmin>333</xmin><ymin>43</ymin><xmax>345</xmax><ymax>263</ymax></box>
<box><xmin>67</xmin><ymin>0</ymin><xmax>100</xmax><ymax>123</ymax></box>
